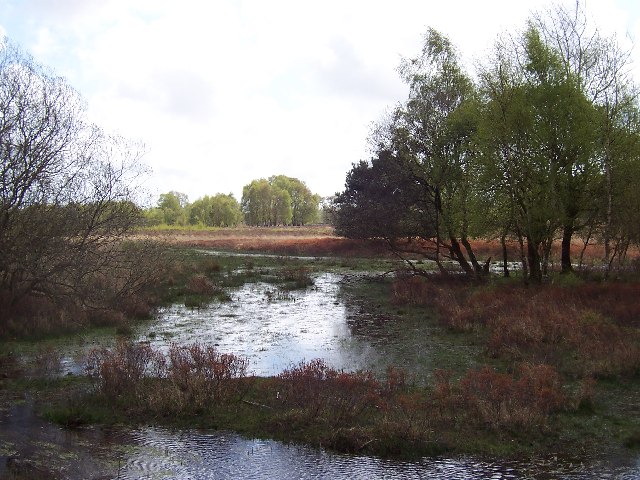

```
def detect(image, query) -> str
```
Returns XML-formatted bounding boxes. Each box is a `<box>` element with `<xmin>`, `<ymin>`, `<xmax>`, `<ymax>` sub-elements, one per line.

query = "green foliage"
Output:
<box><xmin>336</xmin><ymin>2</ymin><xmax>640</xmax><ymax>281</ymax></box>
<box><xmin>156</xmin><ymin>191</ymin><xmax>189</xmax><ymax>226</ymax></box>
<box><xmin>188</xmin><ymin>193</ymin><xmax>242</xmax><ymax>227</ymax></box>
<box><xmin>242</xmin><ymin>175</ymin><xmax>320</xmax><ymax>226</ymax></box>
<box><xmin>336</xmin><ymin>28</ymin><xmax>484</xmax><ymax>276</ymax></box>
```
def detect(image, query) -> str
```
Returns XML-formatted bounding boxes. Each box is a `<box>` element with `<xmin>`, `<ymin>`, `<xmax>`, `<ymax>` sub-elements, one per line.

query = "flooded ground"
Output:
<box><xmin>2</xmin><ymin>270</ymin><xmax>640</xmax><ymax>478</ymax></box>
<box><xmin>138</xmin><ymin>273</ymin><xmax>374</xmax><ymax>376</ymax></box>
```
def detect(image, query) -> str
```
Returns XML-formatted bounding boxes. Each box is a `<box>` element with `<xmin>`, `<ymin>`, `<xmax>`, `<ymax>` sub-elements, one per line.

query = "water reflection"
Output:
<box><xmin>139</xmin><ymin>273</ymin><xmax>382</xmax><ymax>375</ymax></box>
<box><xmin>3</xmin><ymin>272</ymin><xmax>640</xmax><ymax>478</ymax></box>
<box><xmin>4</xmin><ymin>415</ymin><xmax>639</xmax><ymax>479</ymax></box>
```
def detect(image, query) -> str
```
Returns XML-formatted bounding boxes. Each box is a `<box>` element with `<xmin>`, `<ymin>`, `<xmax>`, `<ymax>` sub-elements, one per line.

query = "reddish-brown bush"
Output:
<box><xmin>459</xmin><ymin>364</ymin><xmax>566</xmax><ymax>429</ymax></box>
<box><xmin>86</xmin><ymin>341</ymin><xmax>165</xmax><ymax>400</ymax></box>
<box><xmin>277</xmin><ymin>359</ymin><xmax>383</xmax><ymax>424</ymax></box>
<box><xmin>168</xmin><ymin>343</ymin><xmax>248</xmax><ymax>407</ymax></box>
<box><xmin>86</xmin><ymin>341</ymin><xmax>248</xmax><ymax>412</ymax></box>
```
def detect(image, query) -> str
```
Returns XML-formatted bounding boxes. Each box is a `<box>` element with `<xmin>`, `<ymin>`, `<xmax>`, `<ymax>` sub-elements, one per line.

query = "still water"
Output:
<box><xmin>2</xmin><ymin>272</ymin><xmax>640</xmax><ymax>479</ymax></box>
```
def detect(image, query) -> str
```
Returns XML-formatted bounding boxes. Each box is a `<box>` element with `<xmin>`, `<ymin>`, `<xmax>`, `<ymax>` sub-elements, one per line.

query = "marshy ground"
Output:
<box><xmin>1</xmin><ymin>226</ymin><xmax>640</xmax><ymax>478</ymax></box>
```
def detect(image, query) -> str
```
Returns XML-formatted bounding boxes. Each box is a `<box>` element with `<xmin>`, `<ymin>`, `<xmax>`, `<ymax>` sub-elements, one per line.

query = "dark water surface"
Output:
<box><xmin>2</xmin><ymin>272</ymin><xmax>640</xmax><ymax>478</ymax></box>
<box><xmin>2</xmin><ymin>403</ymin><xmax>639</xmax><ymax>479</ymax></box>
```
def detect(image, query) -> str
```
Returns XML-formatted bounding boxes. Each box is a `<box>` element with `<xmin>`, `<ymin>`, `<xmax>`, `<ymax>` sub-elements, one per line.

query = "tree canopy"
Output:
<box><xmin>333</xmin><ymin>2</ymin><xmax>640</xmax><ymax>281</ymax></box>
<box><xmin>241</xmin><ymin>175</ymin><xmax>320</xmax><ymax>226</ymax></box>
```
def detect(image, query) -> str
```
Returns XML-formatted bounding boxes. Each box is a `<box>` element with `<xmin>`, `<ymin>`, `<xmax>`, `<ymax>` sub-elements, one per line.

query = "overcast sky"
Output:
<box><xmin>1</xmin><ymin>0</ymin><xmax>639</xmax><ymax>205</ymax></box>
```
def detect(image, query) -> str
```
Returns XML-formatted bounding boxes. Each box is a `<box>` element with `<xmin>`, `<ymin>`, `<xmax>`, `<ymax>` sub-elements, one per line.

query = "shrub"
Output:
<box><xmin>277</xmin><ymin>359</ymin><xmax>382</xmax><ymax>424</ymax></box>
<box><xmin>168</xmin><ymin>343</ymin><xmax>248</xmax><ymax>408</ymax></box>
<box><xmin>86</xmin><ymin>341</ymin><xmax>165</xmax><ymax>400</ymax></box>
<box><xmin>459</xmin><ymin>364</ymin><xmax>566</xmax><ymax>429</ymax></box>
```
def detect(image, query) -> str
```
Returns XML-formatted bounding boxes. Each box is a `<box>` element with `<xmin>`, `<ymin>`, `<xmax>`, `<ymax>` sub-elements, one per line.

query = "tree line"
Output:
<box><xmin>145</xmin><ymin>175</ymin><xmax>321</xmax><ymax>227</ymax></box>
<box><xmin>332</xmin><ymin>2</ymin><xmax>640</xmax><ymax>283</ymax></box>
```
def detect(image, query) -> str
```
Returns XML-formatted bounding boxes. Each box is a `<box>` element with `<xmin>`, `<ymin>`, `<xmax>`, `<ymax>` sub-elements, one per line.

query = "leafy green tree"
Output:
<box><xmin>476</xmin><ymin>26</ymin><xmax>601</xmax><ymax>281</ymax></box>
<box><xmin>209</xmin><ymin>193</ymin><xmax>243</xmax><ymax>227</ymax></box>
<box><xmin>157</xmin><ymin>191</ymin><xmax>188</xmax><ymax>226</ymax></box>
<box><xmin>188</xmin><ymin>194</ymin><xmax>242</xmax><ymax>227</ymax></box>
<box><xmin>475</xmin><ymin>1</ymin><xmax>640</xmax><ymax>280</ymax></box>
<box><xmin>347</xmin><ymin>29</ymin><xmax>484</xmax><ymax>275</ymax></box>
<box><xmin>242</xmin><ymin>179</ymin><xmax>272</xmax><ymax>226</ymax></box>
<box><xmin>270</xmin><ymin>175</ymin><xmax>320</xmax><ymax>225</ymax></box>
<box><xmin>242</xmin><ymin>176</ymin><xmax>320</xmax><ymax>226</ymax></box>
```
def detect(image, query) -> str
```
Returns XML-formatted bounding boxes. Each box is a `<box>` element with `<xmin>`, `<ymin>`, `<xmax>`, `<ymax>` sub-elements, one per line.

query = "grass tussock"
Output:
<box><xmin>390</xmin><ymin>275</ymin><xmax>640</xmax><ymax>378</ymax></box>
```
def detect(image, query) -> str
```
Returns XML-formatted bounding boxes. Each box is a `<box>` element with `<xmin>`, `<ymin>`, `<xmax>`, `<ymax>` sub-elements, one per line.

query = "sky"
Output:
<box><xmin>1</xmin><ymin>0</ymin><xmax>640</xmax><ymax>206</ymax></box>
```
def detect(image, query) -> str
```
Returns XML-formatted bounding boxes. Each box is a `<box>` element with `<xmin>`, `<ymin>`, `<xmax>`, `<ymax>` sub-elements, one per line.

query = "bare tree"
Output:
<box><xmin>0</xmin><ymin>39</ymin><xmax>154</xmax><ymax>331</ymax></box>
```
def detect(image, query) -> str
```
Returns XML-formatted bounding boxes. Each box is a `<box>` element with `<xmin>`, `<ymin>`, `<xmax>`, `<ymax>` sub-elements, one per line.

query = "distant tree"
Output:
<box><xmin>270</xmin><ymin>175</ymin><xmax>320</xmax><ymax>225</ymax></box>
<box><xmin>156</xmin><ymin>191</ymin><xmax>188</xmax><ymax>226</ymax></box>
<box><xmin>188</xmin><ymin>193</ymin><xmax>242</xmax><ymax>227</ymax></box>
<box><xmin>241</xmin><ymin>176</ymin><xmax>320</xmax><ymax>226</ymax></box>
<box><xmin>242</xmin><ymin>179</ymin><xmax>272</xmax><ymax>226</ymax></box>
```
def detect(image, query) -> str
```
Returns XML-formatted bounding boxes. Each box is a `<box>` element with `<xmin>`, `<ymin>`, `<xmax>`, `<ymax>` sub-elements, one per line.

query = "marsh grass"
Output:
<box><xmin>390</xmin><ymin>275</ymin><xmax>640</xmax><ymax>379</ymax></box>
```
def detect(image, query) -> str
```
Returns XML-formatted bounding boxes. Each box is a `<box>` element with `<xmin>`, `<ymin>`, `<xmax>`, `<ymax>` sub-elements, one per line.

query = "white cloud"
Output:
<box><xmin>1</xmin><ymin>0</ymin><xmax>639</xmax><ymax>203</ymax></box>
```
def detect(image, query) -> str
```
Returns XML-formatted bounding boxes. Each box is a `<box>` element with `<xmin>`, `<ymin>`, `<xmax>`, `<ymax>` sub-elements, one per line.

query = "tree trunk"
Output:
<box><xmin>527</xmin><ymin>236</ymin><xmax>542</xmax><ymax>283</ymax></box>
<box><xmin>516</xmin><ymin>228</ymin><xmax>529</xmax><ymax>284</ymax></box>
<box><xmin>542</xmin><ymin>237</ymin><xmax>553</xmax><ymax>277</ymax></box>
<box><xmin>461</xmin><ymin>235</ymin><xmax>482</xmax><ymax>274</ymax></box>
<box><xmin>561</xmin><ymin>222</ymin><xmax>574</xmax><ymax>274</ymax></box>
<box><xmin>450</xmin><ymin>237</ymin><xmax>474</xmax><ymax>276</ymax></box>
<box><xmin>500</xmin><ymin>233</ymin><xmax>510</xmax><ymax>278</ymax></box>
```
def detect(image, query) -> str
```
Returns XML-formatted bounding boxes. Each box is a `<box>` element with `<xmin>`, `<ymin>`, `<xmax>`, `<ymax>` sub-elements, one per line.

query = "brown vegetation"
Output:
<box><xmin>390</xmin><ymin>275</ymin><xmax>640</xmax><ymax>378</ymax></box>
<box><xmin>86</xmin><ymin>341</ymin><xmax>249</xmax><ymax>415</ymax></box>
<box><xmin>141</xmin><ymin>226</ymin><xmax>393</xmax><ymax>257</ymax></box>
<box><xmin>0</xmin><ymin>241</ymin><xmax>168</xmax><ymax>339</ymax></box>
<box><xmin>139</xmin><ymin>227</ymin><xmax>640</xmax><ymax>268</ymax></box>
<box><xmin>82</xmin><ymin>343</ymin><xmax>583</xmax><ymax>457</ymax></box>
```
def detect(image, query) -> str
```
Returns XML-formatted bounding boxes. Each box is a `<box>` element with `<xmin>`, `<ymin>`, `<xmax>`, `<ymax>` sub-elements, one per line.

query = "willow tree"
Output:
<box><xmin>188</xmin><ymin>193</ymin><xmax>242</xmax><ymax>227</ymax></box>
<box><xmin>241</xmin><ymin>175</ymin><xmax>319</xmax><ymax>226</ymax></box>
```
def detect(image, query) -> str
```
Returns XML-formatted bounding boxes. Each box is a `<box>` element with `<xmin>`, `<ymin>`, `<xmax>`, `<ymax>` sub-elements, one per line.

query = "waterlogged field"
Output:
<box><xmin>2</xmin><ymin>230</ymin><xmax>640</xmax><ymax>479</ymax></box>
<box><xmin>136</xmin><ymin>272</ymin><xmax>482</xmax><ymax>382</ymax></box>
